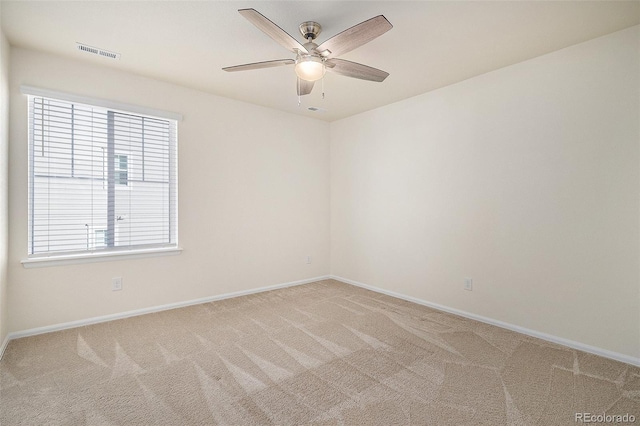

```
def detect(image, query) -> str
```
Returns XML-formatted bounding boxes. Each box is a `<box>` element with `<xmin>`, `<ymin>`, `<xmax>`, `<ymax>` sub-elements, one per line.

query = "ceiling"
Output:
<box><xmin>1</xmin><ymin>1</ymin><xmax>638</xmax><ymax>122</ymax></box>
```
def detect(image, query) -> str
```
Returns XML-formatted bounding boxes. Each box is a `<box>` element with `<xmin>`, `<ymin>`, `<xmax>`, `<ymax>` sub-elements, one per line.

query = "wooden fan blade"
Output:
<box><xmin>325</xmin><ymin>58</ymin><xmax>389</xmax><ymax>82</ymax></box>
<box><xmin>297</xmin><ymin>78</ymin><xmax>314</xmax><ymax>96</ymax></box>
<box><xmin>239</xmin><ymin>9</ymin><xmax>309</xmax><ymax>54</ymax></box>
<box><xmin>315</xmin><ymin>15</ymin><xmax>392</xmax><ymax>58</ymax></box>
<box><xmin>223</xmin><ymin>59</ymin><xmax>295</xmax><ymax>72</ymax></box>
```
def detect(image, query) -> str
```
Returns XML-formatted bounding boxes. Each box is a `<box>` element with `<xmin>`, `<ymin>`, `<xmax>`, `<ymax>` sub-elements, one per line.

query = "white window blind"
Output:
<box><xmin>27</xmin><ymin>95</ymin><xmax>178</xmax><ymax>257</ymax></box>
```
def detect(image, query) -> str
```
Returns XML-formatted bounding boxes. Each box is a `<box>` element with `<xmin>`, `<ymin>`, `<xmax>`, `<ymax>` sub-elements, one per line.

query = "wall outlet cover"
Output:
<box><xmin>464</xmin><ymin>278</ymin><xmax>473</xmax><ymax>291</ymax></box>
<box><xmin>112</xmin><ymin>277</ymin><xmax>123</xmax><ymax>291</ymax></box>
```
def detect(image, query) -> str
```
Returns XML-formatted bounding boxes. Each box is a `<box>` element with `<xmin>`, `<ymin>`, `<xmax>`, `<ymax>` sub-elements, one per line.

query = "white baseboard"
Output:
<box><xmin>330</xmin><ymin>275</ymin><xmax>640</xmax><ymax>367</ymax></box>
<box><xmin>0</xmin><ymin>275</ymin><xmax>330</xmax><ymax>359</ymax></box>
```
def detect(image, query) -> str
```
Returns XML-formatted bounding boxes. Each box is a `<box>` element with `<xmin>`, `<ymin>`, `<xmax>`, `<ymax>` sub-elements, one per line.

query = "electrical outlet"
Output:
<box><xmin>464</xmin><ymin>278</ymin><xmax>473</xmax><ymax>291</ymax></box>
<box><xmin>306</xmin><ymin>256</ymin><xmax>312</xmax><ymax>264</ymax></box>
<box><xmin>112</xmin><ymin>277</ymin><xmax>123</xmax><ymax>291</ymax></box>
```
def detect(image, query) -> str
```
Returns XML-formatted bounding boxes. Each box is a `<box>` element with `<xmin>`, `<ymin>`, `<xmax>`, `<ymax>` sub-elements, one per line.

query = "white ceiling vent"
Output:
<box><xmin>76</xmin><ymin>43</ymin><xmax>121</xmax><ymax>60</ymax></box>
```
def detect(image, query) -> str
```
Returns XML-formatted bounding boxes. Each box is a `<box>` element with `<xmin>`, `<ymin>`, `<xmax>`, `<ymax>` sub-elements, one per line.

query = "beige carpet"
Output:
<box><xmin>1</xmin><ymin>279</ymin><xmax>638</xmax><ymax>425</ymax></box>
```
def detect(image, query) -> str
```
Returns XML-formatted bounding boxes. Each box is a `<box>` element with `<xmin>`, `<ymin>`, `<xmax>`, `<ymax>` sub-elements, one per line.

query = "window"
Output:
<box><xmin>94</xmin><ymin>229</ymin><xmax>107</xmax><ymax>249</ymax></box>
<box><xmin>114</xmin><ymin>154</ymin><xmax>128</xmax><ymax>186</ymax></box>
<box><xmin>26</xmin><ymin>94</ymin><xmax>178</xmax><ymax>259</ymax></box>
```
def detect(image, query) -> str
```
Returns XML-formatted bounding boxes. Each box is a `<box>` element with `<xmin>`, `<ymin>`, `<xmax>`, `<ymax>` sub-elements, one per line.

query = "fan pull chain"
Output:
<box><xmin>322</xmin><ymin>74</ymin><xmax>325</xmax><ymax>100</ymax></box>
<box><xmin>297</xmin><ymin>78</ymin><xmax>301</xmax><ymax>106</ymax></box>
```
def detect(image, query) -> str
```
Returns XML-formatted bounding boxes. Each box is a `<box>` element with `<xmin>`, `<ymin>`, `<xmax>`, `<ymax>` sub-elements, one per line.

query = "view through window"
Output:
<box><xmin>28</xmin><ymin>96</ymin><xmax>178</xmax><ymax>256</ymax></box>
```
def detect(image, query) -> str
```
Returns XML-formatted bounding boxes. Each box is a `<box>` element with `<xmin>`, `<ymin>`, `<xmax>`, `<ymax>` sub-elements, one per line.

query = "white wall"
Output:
<box><xmin>0</xmin><ymin>28</ymin><xmax>10</xmax><ymax>347</ymax></box>
<box><xmin>7</xmin><ymin>48</ymin><xmax>330</xmax><ymax>332</ymax></box>
<box><xmin>330</xmin><ymin>26</ymin><xmax>640</xmax><ymax>359</ymax></box>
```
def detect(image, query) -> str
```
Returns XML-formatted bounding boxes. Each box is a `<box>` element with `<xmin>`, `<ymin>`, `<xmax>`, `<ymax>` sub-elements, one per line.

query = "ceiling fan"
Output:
<box><xmin>222</xmin><ymin>9</ymin><xmax>393</xmax><ymax>96</ymax></box>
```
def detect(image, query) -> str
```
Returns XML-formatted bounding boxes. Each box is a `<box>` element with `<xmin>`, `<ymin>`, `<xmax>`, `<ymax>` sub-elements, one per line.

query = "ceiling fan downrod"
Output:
<box><xmin>299</xmin><ymin>21</ymin><xmax>322</xmax><ymax>41</ymax></box>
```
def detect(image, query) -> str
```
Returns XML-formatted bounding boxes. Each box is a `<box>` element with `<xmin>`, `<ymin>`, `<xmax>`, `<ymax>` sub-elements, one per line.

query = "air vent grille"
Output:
<box><xmin>76</xmin><ymin>43</ymin><xmax>121</xmax><ymax>60</ymax></box>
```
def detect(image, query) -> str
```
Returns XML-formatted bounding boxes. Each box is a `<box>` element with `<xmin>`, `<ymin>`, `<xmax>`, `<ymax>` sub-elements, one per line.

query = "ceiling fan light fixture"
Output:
<box><xmin>295</xmin><ymin>56</ymin><xmax>325</xmax><ymax>81</ymax></box>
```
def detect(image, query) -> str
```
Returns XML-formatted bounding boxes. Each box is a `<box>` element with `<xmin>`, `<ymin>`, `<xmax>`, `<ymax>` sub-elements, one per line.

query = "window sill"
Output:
<box><xmin>21</xmin><ymin>247</ymin><xmax>183</xmax><ymax>269</ymax></box>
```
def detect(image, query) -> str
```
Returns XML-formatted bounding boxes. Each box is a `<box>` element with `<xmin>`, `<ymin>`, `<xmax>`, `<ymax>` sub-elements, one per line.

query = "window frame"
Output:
<box><xmin>20</xmin><ymin>86</ymin><xmax>183</xmax><ymax>268</ymax></box>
